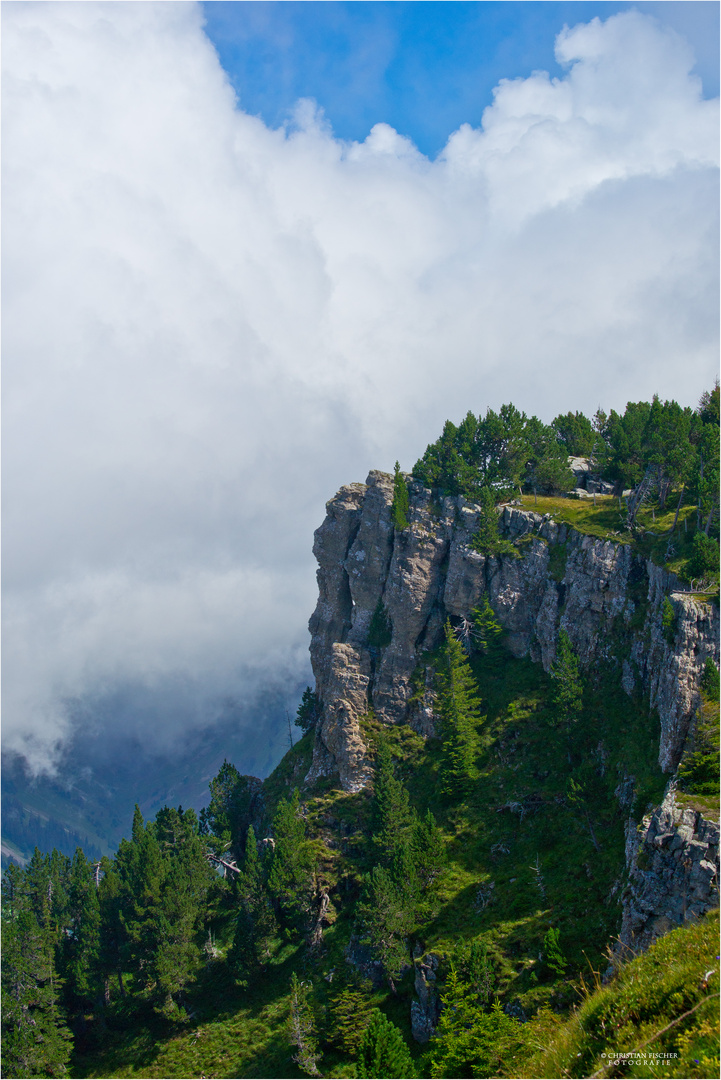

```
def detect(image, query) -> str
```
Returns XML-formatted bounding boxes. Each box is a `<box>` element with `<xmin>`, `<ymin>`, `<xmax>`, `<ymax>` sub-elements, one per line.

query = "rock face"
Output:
<box><xmin>617</xmin><ymin>785</ymin><xmax>720</xmax><ymax>957</ymax></box>
<box><xmin>410</xmin><ymin>952</ymin><xmax>442</xmax><ymax>1043</ymax></box>
<box><xmin>307</xmin><ymin>472</ymin><xmax>719</xmax><ymax>793</ymax></box>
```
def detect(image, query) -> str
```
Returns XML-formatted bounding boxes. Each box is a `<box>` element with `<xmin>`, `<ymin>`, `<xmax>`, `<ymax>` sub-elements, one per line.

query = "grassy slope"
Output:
<box><xmin>75</xmin><ymin>650</ymin><xmax>675</xmax><ymax>1079</ymax></box>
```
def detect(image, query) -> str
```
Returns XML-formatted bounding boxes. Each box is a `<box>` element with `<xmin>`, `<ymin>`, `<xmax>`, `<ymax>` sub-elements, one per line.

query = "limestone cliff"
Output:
<box><xmin>306</xmin><ymin>471</ymin><xmax>719</xmax><ymax>794</ymax></box>
<box><xmin>616</xmin><ymin>784</ymin><xmax>719</xmax><ymax>957</ymax></box>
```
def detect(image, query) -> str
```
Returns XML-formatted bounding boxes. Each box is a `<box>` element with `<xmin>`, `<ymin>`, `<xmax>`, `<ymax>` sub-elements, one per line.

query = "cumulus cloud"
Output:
<box><xmin>3</xmin><ymin>3</ymin><xmax>718</xmax><ymax>773</ymax></box>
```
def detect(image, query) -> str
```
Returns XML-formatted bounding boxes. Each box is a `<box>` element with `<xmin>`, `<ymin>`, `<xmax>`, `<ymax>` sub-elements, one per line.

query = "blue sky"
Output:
<box><xmin>202</xmin><ymin>1</ymin><xmax>720</xmax><ymax>156</ymax></box>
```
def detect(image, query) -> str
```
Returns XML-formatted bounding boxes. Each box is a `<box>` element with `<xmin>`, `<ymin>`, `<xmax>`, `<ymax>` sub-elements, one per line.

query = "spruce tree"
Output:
<box><xmin>359</xmin><ymin>865</ymin><xmax>414</xmax><ymax>989</ymax></box>
<box><xmin>295</xmin><ymin>687</ymin><xmax>321</xmax><ymax>734</ymax></box>
<box><xmin>430</xmin><ymin>968</ymin><xmax>524</xmax><ymax>1079</ymax></box>
<box><xmin>391</xmin><ymin>461</ymin><xmax>410</xmax><ymax>530</ymax></box>
<box><xmin>371</xmin><ymin>738</ymin><xmax>415</xmax><ymax>865</ymax></box>
<box><xmin>328</xmin><ymin>979</ymin><xmax>375</xmax><ymax>1055</ymax></box>
<box><xmin>267</xmin><ymin>791</ymin><xmax>317</xmax><ymax>931</ymax></box>
<box><xmin>357</xmin><ymin>1008</ymin><xmax>416</xmax><ymax>1079</ymax></box>
<box><xmin>436</xmin><ymin>621</ymin><xmax>484</xmax><ymax>796</ymax></box>
<box><xmin>229</xmin><ymin>825</ymin><xmax>277</xmax><ymax>978</ymax></box>
<box><xmin>473</xmin><ymin>596</ymin><xmax>505</xmax><ymax>662</ymax></box>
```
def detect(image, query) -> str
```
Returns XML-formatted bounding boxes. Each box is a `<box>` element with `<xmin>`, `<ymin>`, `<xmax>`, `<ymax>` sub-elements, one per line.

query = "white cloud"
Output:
<box><xmin>3</xmin><ymin>3</ymin><xmax>718</xmax><ymax>772</ymax></box>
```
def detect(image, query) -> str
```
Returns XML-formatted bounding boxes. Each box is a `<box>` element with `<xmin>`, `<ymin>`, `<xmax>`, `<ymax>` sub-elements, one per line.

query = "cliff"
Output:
<box><xmin>307</xmin><ymin>471</ymin><xmax>718</xmax><ymax>794</ymax></box>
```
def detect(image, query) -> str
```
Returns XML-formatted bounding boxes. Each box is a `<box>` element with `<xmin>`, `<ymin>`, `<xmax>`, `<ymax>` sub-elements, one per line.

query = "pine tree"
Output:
<box><xmin>368</xmin><ymin>597</ymin><xmax>393</xmax><ymax>648</ymax></box>
<box><xmin>436</xmin><ymin>621</ymin><xmax>484</xmax><ymax>796</ymax></box>
<box><xmin>357</xmin><ymin>1008</ymin><xmax>416</xmax><ymax>1079</ymax></box>
<box><xmin>287</xmin><ymin>972</ymin><xmax>322</xmax><ymax>1077</ymax></box>
<box><xmin>412</xmin><ymin>809</ymin><xmax>446</xmax><ymax>892</ymax></box>
<box><xmin>295</xmin><ymin>687</ymin><xmax>321</xmax><ymax>734</ymax></box>
<box><xmin>391</xmin><ymin>461</ymin><xmax>410</xmax><ymax>530</ymax></box>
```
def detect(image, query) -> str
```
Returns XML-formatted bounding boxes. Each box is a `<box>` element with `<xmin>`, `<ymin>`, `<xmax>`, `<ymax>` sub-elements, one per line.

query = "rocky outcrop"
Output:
<box><xmin>411</xmin><ymin>952</ymin><xmax>442</xmax><ymax>1043</ymax></box>
<box><xmin>616</xmin><ymin>785</ymin><xmax>719</xmax><ymax>959</ymax></box>
<box><xmin>306</xmin><ymin>472</ymin><xmax>718</xmax><ymax>793</ymax></box>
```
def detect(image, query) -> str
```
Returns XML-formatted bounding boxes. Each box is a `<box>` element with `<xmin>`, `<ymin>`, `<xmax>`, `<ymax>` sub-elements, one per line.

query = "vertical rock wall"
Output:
<box><xmin>307</xmin><ymin>473</ymin><xmax>719</xmax><ymax>793</ymax></box>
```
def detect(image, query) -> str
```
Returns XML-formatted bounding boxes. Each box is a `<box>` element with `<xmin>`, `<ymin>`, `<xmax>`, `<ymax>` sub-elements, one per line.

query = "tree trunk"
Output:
<box><xmin>703</xmin><ymin>494</ymin><xmax>718</xmax><ymax>536</ymax></box>
<box><xmin>671</xmin><ymin>483</ymin><xmax>686</xmax><ymax>533</ymax></box>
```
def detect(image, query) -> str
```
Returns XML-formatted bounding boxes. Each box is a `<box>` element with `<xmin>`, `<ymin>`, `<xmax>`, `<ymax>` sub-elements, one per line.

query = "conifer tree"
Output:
<box><xmin>550</xmin><ymin>630</ymin><xmax>584</xmax><ymax>761</ymax></box>
<box><xmin>473</xmin><ymin>596</ymin><xmax>505</xmax><ymax>662</ymax></box>
<box><xmin>436</xmin><ymin>621</ymin><xmax>484</xmax><ymax>796</ymax></box>
<box><xmin>371</xmin><ymin>738</ymin><xmax>415</xmax><ymax>865</ymax></box>
<box><xmin>412</xmin><ymin>809</ymin><xmax>446</xmax><ymax>892</ymax></box>
<box><xmin>62</xmin><ymin>848</ymin><xmax>102</xmax><ymax>1006</ymax></box>
<box><xmin>328</xmin><ymin>979</ymin><xmax>375</xmax><ymax>1055</ymax></box>
<box><xmin>287</xmin><ymin>972</ymin><xmax>322</xmax><ymax>1077</ymax></box>
<box><xmin>356</xmin><ymin>1008</ymin><xmax>416</xmax><ymax>1079</ymax></box>
<box><xmin>267</xmin><ymin>791</ymin><xmax>317</xmax><ymax>931</ymax></box>
<box><xmin>295</xmin><ymin>687</ymin><xmax>321</xmax><ymax>734</ymax></box>
<box><xmin>471</xmin><ymin>487</ymin><xmax>514</xmax><ymax>555</ymax></box>
<box><xmin>391</xmin><ymin>461</ymin><xmax>410</xmax><ymax>530</ymax></box>
<box><xmin>430</xmin><ymin>968</ymin><xmax>524</xmax><ymax>1079</ymax></box>
<box><xmin>1</xmin><ymin>866</ymin><xmax>73</xmax><ymax>1080</ymax></box>
<box><xmin>229</xmin><ymin>825</ymin><xmax>277</xmax><ymax>978</ymax></box>
<box><xmin>359</xmin><ymin>864</ymin><xmax>414</xmax><ymax>990</ymax></box>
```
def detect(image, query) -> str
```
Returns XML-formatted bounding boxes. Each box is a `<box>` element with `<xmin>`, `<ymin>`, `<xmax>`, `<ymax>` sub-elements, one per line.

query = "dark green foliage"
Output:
<box><xmin>296</xmin><ymin>686</ymin><xmax>321</xmax><ymax>734</ymax></box>
<box><xmin>116</xmin><ymin>805</ymin><xmax>216</xmax><ymax>1020</ymax></box>
<box><xmin>287</xmin><ymin>972</ymin><xmax>322</xmax><ymax>1076</ymax></box>
<box><xmin>661</xmin><ymin>596</ymin><xmax>676</xmax><ymax>643</ymax></box>
<box><xmin>412</xmin><ymin>808</ymin><xmax>446</xmax><ymax>891</ymax></box>
<box><xmin>542</xmin><ymin>927</ymin><xmax>567</xmax><ymax>976</ymax></box>
<box><xmin>368</xmin><ymin>597</ymin><xmax>393</xmax><ymax>649</ymax></box>
<box><xmin>328</xmin><ymin>979</ymin><xmax>375</xmax><ymax>1055</ymax></box>
<box><xmin>687</xmin><ymin>531</ymin><xmax>720</xmax><ymax>579</ymax></box>
<box><xmin>391</xmin><ymin>461</ymin><xmax>410</xmax><ymax>530</ymax></box>
<box><xmin>359</xmin><ymin>861</ymin><xmax>416</xmax><ymax>985</ymax></box>
<box><xmin>700</xmin><ymin>657</ymin><xmax>720</xmax><ymax>700</ymax></box>
<box><xmin>430</xmin><ymin>967</ymin><xmax>524</xmax><ymax>1079</ymax></box>
<box><xmin>357</xmin><ymin>1008</ymin><xmax>416</xmax><ymax>1079</ymax></box>
<box><xmin>267</xmin><ymin>790</ymin><xmax>317</xmax><ymax>931</ymax></box>
<box><xmin>370</xmin><ymin>738</ymin><xmax>415</xmax><ymax>864</ymax></box>
<box><xmin>550</xmin><ymin>630</ymin><xmax>583</xmax><ymax>736</ymax></box>
<box><xmin>198</xmin><ymin>760</ymin><xmax>260</xmax><ymax>858</ymax></box>
<box><xmin>61</xmin><ymin>849</ymin><xmax>102</xmax><ymax>1005</ymax></box>
<box><xmin>1</xmin><ymin>864</ymin><xmax>73</xmax><ymax>1080</ymax></box>
<box><xmin>436</xmin><ymin>621</ymin><xmax>483</xmax><ymax>795</ymax></box>
<box><xmin>472</xmin><ymin>596</ymin><xmax>505</xmax><ymax>660</ymax></box>
<box><xmin>552</xmin><ymin>410</ymin><xmax>596</xmax><ymax>456</ymax></box>
<box><xmin>228</xmin><ymin>826</ymin><xmax>277</xmax><ymax>979</ymax></box>
<box><xmin>470</xmin><ymin>487</ymin><xmax>516</xmax><ymax>556</ymax></box>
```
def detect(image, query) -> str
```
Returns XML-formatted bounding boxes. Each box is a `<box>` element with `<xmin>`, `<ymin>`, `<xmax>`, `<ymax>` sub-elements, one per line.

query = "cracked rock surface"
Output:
<box><xmin>307</xmin><ymin>474</ymin><xmax>718</xmax><ymax>793</ymax></box>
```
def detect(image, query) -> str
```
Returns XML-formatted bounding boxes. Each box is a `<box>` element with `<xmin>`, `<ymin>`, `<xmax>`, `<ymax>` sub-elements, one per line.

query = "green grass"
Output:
<box><xmin>518</xmin><ymin>910</ymin><xmax>720</xmax><ymax>1079</ymax></box>
<box><xmin>517</xmin><ymin>495</ymin><xmax>719</xmax><ymax>591</ymax></box>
